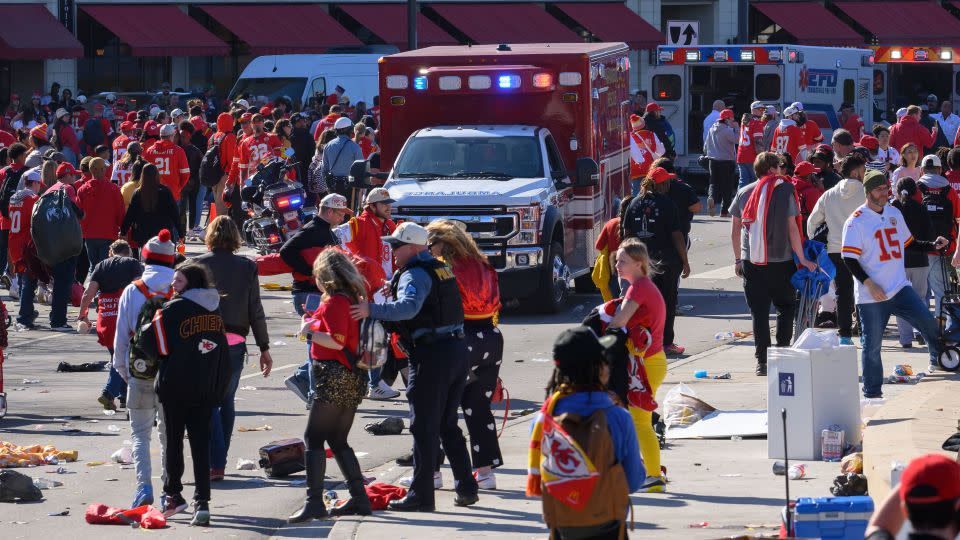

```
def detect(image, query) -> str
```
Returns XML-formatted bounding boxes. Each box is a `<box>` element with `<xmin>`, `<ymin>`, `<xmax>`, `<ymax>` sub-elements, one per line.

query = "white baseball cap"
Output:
<box><xmin>365</xmin><ymin>187</ymin><xmax>395</xmax><ymax>205</ymax></box>
<box><xmin>750</xmin><ymin>101</ymin><xmax>765</xmax><ymax>110</ymax></box>
<box><xmin>922</xmin><ymin>154</ymin><xmax>942</xmax><ymax>168</ymax></box>
<box><xmin>159</xmin><ymin>124</ymin><xmax>177</xmax><ymax>137</ymax></box>
<box><xmin>235</xmin><ymin>99</ymin><xmax>249</xmax><ymax>109</ymax></box>
<box><xmin>784</xmin><ymin>106</ymin><xmax>800</xmax><ymax>117</ymax></box>
<box><xmin>170</xmin><ymin>108</ymin><xmax>185</xmax><ymax>119</ymax></box>
<box><xmin>383</xmin><ymin>222</ymin><xmax>429</xmax><ymax>247</ymax></box>
<box><xmin>790</xmin><ymin>101</ymin><xmax>804</xmax><ymax>111</ymax></box>
<box><xmin>319</xmin><ymin>193</ymin><xmax>352</xmax><ymax>214</ymax></box>
<box><xmin>896</xmin><ymin>107</ymin><xmax>908</xmax><ymax>119</ymax></box>
<box><xmin>334</xmin><ymin>116</ymin><xmax>353</xmax><ymax>130</ymax></box>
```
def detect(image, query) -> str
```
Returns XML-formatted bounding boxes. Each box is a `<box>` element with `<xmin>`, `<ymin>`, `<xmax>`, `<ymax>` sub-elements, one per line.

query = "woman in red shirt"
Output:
<box><xmin>289</xmin><ymin>249</ymin><xmax>371</xmax><ymax>523</ymax></box>
<box><xmin>426</xmin><ymin>220</ymin><xmax>503</xmax><ymax>490</ymax></box>
<box><xmin>607</xmin><ymin>237</ymin><xmax>668</xmax><ymax>494</ymax></box>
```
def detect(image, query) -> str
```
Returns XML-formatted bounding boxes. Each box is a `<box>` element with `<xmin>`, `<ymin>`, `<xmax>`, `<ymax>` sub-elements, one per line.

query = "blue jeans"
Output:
<box><xmin>85</xmin><ymin>239</ymin><xmax>112</xmax><ymax>275</ymax></box>
<box><xmin>16</xmin><ymin>272</ymin><xmax>36</xmax><ymax>325</ymax></box>
<box><xmin>737</xmin><ymin>163</ymin><xmax>756</xmax><ymax>189</ymax></box>
<box><xmin>858</xmin><ymin>286</ymin><xmax>941</xmax><ymax>398</ymax></box>
<box><xmin>291</xmin><ymin>291</ymin><xmax>318</xmax><ymax>398</ymax></box>
<box><xmin>209</xmin><ymin>343</ymin><xmax>247</xmax><ymax>470</ymax></box>
<box><xmin>103</xmin><ymin>366</ymin><xmax>127</xmax><ymax>400</ymax></box>
<box><xmin>193</xmin><ymin>184</ymin><xmax>209</xmax><ymax>230</ymax></box>
<box><xmin>50</xmin><ymin>256</ymin><xmax>77</xmax><ymax>327</ymax></box>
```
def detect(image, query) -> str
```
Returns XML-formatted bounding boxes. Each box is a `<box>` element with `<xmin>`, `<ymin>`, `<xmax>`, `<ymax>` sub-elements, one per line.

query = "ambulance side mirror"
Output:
<box><xmin>574</xmin><ymin>158</ymin><xmax>599</xmax><ymax>188</ymax></box>
<box><xmin>349</xmin><ymin>160</ymin><xmax>369</xmax><ymax>185</ymax></box>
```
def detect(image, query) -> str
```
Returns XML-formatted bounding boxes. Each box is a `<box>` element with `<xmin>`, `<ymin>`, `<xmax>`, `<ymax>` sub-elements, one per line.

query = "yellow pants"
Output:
<box><xmin>629</xmin><ymin>351</ymin><xmax>667</xmax><ymax>479</ymax></box>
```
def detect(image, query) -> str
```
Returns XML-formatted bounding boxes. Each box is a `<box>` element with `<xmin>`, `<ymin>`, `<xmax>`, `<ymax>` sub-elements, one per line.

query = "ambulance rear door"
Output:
<box><xmin>649</xmin><ymin>63</ymin><xmax>686</xmax><ymax>168</ymax></box>
<box><xmin>754</xmin><ymin>62</ymin><xmax>783</xmax><ymax>111</ymax></box>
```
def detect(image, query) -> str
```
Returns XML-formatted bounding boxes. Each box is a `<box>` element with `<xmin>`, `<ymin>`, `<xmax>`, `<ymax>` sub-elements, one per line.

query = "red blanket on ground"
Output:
<box><xmin>84</xmin><ymin>503</ymin><xmax>166</xmax><ymax>528</ymax></box>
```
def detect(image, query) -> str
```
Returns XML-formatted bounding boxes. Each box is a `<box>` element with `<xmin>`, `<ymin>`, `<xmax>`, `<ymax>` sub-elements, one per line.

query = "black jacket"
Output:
<box><xmin>194</xmin><ymin>249</ymin><xmax>270</xmax><ymax>351</ymax></box>
<box><xmin>291</xmin><ymin>127</ymin><xmax>315</xmax><ymax>181</ymax></box>
<box><xmin>142</xmin><ymin>287</ymin><xmax>230</xmax><ymax>407</ymax></box>
<box><xmin>279</xmin><ymin>215</ymin><xmax>340</xmax><ymax>292</ymax></box>
<box><xmin>892</xmin><ymin>198</ymin><xmax>935</xmax><ymax>269</ymax></box>
<box><xmin>121</xmin><ymin>185</ymin><xmax>182</xmax><ymax>246</ymax></box>
<box><xmin>642</xmin><ymin>112</ymin><xmax>676</xmax><ymax>158</ymax></box>
<box><xmin>180</xmin><ymin>143</ymin><xmax>203</xmax><ymax>194</ymax></box>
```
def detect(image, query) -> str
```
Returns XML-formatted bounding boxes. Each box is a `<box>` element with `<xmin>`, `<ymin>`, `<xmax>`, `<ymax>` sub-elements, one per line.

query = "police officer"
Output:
<box><xmin>350</xmin><ymin>222</ymin><xmax>479</xmax><ymax>511</ymax></box>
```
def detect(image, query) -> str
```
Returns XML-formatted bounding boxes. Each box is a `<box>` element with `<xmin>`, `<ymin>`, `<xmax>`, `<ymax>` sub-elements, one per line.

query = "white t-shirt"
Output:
<box><xmin>840</xmin><ymin>203</ymin><xmax>913</xmax><ymax>304</ymax></box>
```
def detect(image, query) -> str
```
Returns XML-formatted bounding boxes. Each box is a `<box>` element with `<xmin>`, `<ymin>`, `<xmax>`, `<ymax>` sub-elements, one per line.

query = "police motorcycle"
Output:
<box><xmin>240</xmin><ymin>149</ymin><xmax>316</xmax><ymax>253</ymax></box>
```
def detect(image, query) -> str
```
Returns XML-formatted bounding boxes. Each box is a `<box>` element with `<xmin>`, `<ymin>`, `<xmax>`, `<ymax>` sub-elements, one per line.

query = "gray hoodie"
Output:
<box><xmin>703</xmin><ymin>120</ymin><xmax>738</xmax><ymax>161</ymax></box>
<box><xmin>180</xmin><ymin>287</ymin><xmax>221</xmax><ymax>312</ymax></box>
<box><xmin>112</xmin><ymin>264</ymin><xmax>175</xmax><ymax>380</ymax></box>
<box><xmin>807</xmin><ymin>177</ymin><xmax>866</xmax><ymax>253</ymax></box>
<box><xmin>918</xmin><ymin>172</ymin><xmax>949</xmax><ymax>189</ymax></box>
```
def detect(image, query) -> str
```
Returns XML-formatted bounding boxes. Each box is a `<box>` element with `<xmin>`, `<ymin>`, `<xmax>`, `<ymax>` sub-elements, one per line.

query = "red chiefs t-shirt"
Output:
<box><xmin>236</xmin><ymin>132</ymin><xmax>281</xmax><ymax>179</ymax></box>
<box><xmin>0</xmin><ymin>164</ymin><xmax>26</xmax><ymax>231</ymax></box>
<box><xmin>308</xmin><ymin>294</ymin><xmax>359</xmax><ymax>369</ymax></box>
<box><xmin>771</xmin><ymin>124</ymin><xmax>806</xmax><ymax>162</ymax></box>
<box><xmin>595</xmin><ymin>217</ymin><xmax>622</xmax><ymax>253</ymax></box>
<box><xmin>0</xmin><ymin>130</ymin><xmax>15</xmax><ymax>151</ymax></box>
<box><xmin>843</xmin><ymin>114</ymin><xmax>864</xmax><ymax>141</ymax></box>
<box><xmin>736</xmin><ymin>118</ymin><xmax>766</xmax><ymax>165</ymax></box>
<box><xmin>624</xmin><ymin>276</ymin><xmax>665</xmax><ymax>358</ymax></box>
<box><xmin>7</xmin><ymin>191</ymin><xmax>37</xmax><ymax>273</ymax></box>
<box><xmin>802</xmin><ymin>120</ymin><xmax>824</xmax><ymax>147</ymax></box>
<box><xmin>112</xmin><ymin>134</ymin><xmax>130</xmax><ymax>165</ymax></box>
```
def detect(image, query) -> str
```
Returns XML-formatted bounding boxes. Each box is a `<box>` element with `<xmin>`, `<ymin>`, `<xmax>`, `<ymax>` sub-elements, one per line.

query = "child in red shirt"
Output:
<box><xmin>291</xmin><ymin>248</ymin><xmax>371</xmax><ymax>522</ymax></box>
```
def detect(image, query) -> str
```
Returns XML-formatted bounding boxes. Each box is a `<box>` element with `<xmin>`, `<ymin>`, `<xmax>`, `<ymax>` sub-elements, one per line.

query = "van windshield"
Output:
<box><xmin>394</xmin><ymin>136</ymin><xmax>543</xmax><ymax>179</ymax></box>
<box><xmin>230</xmin><ymin>77</ymin><xmax>307</xmax><ymax>107</ymax></box>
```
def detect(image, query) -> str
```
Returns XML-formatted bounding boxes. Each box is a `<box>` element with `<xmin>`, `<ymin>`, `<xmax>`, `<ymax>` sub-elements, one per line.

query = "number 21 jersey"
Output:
<box><xmin>841</xmin><ymin>204</ymin><xmax>913</xmax><ymax>304</ymax></box>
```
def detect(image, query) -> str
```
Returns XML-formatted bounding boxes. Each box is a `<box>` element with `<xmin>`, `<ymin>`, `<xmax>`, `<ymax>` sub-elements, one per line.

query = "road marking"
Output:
<box><xmin>240</xmin><ymin>362</ymin><xmax>300</xmax><ymax>380</ymax></box>
<box><xmin>8</xmin><ymin>331</ymin><xmax>76</xmax><ymax>349</ymax></box>
<box><xmin>688</xmin><ymin>264</ymin><xmax>738</xmax><ymax>280</ymax></box>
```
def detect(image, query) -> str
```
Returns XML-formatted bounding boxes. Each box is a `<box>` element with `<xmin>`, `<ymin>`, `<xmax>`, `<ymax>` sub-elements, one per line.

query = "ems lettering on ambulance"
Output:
<box><xmin>841</xmin><ymin>205</ymin><xmax>913</xmax><ymax>304</ymax></box>
<box><xmin>799</xmin><ymin>65</ymin><xmax>838</xmax><ymax>95</ymax></box>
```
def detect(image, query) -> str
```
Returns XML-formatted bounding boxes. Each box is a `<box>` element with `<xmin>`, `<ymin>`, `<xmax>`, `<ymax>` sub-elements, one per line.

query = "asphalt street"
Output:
<box><xmin>0</xmin><ymin>208</ymin><xmax>754</xmax><ymax>538</ymax></box>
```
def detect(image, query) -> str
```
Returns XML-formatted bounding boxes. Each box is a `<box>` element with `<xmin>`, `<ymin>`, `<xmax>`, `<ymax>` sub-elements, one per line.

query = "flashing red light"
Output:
<box><xmin>532</xmin><ymin>73</ymin><xmax>553</xmax><ymax>88</ymax></box>
<box><xmin>268</xmin><ymin>234</ymin><xmax>281</xmax><ymax>244</ymax></box>
<box><xmin>658</xmin><ymin>91</ymin><xmax>667</xmax><ymax>98</ymax></box>
<box><xmin>276</xmin><ymin>197</ymin><xmax>290</xmax><ymax>209</ymax></box>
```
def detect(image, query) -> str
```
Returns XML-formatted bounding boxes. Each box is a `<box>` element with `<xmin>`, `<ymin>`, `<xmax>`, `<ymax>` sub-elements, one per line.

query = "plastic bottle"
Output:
<box><xmin>788</xmin><ymin>464</ymin><xmax>807</xmax><ymax>480</ymax></box>
<box><xmin>694</xmin><ymin>370</ymin><xmax>708</xmax><ymax>378</ymax></box>
<box><xmin>33</xmin><ymin>478</ymin><xmax>63</xmax><ymax>490</ymax></box>
<box><xmin>714</xmin><ymin>331</ymin><xmax>735</xmax><ymax>340</ymax></box>
<box><xmin>772</xmin><ymin>460</ymin><xmax>787</xmax><ymax>475</ymax></box>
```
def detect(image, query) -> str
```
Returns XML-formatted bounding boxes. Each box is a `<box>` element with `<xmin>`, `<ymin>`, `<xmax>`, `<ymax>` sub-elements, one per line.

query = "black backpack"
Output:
<box><xmin>199</xmin><ymin>135</ymin><xmax>224</xmax><ymax>187</ymax></box>
<box><xmin>919</xmin><ymin>182</ymin><xmax>957</xmax><ymax>246</ymax></box>
<box><xmin>0</xmin><ymin>166</ymin><xmax>26</xmax><ymax>218</ymax></box>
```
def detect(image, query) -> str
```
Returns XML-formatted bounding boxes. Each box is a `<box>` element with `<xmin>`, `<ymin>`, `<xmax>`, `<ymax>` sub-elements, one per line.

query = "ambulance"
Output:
<box><xmin>870</xmin><ymin>46</ymin><xmax>960</xmax><ymax>122</ymax></box>
<box><xmin>647</xmin><ymin>44</ymin><xmax>875</xmax><ymax>173</ymax></box>
<box><xmin>357</xmin><ymin>43</ymin><xmax>631</xmax><ymax>312</ymax></box>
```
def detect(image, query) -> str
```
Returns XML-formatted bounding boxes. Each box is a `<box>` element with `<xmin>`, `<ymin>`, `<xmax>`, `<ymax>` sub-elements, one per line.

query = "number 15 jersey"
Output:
<box><xmin>841</xmin><ymin>203</ymin><xmax>913</xmax><ymax>304</ymax></box>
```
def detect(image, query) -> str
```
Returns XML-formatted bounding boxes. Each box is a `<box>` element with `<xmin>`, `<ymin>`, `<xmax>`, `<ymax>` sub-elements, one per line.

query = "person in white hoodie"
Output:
<box><xmin>807</xmin><ymin>153</ymin><xmax>868</xmax><ymax>346</ymax></box>
<box><xmin>112</xmin><ymin>229</ymin><xmax>176</xmax><ymax>509</ymax></box>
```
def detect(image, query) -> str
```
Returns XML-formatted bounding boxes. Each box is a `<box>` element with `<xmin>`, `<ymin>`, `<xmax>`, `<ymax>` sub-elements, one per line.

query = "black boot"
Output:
<box><xmin>288</xmin><ymin>450</ymin><xmax>328</xmax><ymax>523</ymax></box>
<box><xmin>329</xmin><ymin>448</ymin><xmax>372</xmax><ymax>517</ymax></box>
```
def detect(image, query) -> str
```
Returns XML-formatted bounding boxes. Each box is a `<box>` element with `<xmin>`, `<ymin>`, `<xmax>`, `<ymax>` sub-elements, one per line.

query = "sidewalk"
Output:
<box><xmin>273</xmin><ymin>335</ymin><xmax>929</xmax><ymax>539</ymax></box>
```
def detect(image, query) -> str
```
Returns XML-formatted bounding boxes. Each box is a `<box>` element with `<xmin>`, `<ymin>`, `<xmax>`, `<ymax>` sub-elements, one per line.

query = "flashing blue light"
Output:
<box><xmin>413</xmin><ymin>76</ymin><xmax>428</xmax><ymax>90</ymax></box>
<box><xmin>289</xmin><ymin>196</ymin><xmax>302</xmax><ymax>207</ymax></box>
<box><xmin>498</xmin><ymin>74</ymin><xmax>520</xmax><ymax>89</ymax></box>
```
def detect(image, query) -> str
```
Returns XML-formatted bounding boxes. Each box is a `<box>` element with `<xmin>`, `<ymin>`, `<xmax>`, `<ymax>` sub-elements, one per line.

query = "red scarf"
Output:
<box><xmin>741</xmin><ymin>174</ymin><xmax>803</xmax><ymax>264</ymax></box>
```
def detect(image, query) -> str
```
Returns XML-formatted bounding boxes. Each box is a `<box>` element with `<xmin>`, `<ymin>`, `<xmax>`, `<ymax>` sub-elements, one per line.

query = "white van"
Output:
<box><xmin>229</xmin><ymin>54</ymin><xmax>384</xmax><ymax>110</ymax></box>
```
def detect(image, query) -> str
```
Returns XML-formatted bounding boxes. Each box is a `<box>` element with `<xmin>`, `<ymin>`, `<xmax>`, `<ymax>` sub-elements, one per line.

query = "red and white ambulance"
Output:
<box><xmin>366</xmin><ymin>43</ymin><xmax>630</xmax><ymax>311</ymax></box>
<box><xmin>869</xmin><ymin>46</ymin><xmax>960</xmax><ymax>122</ymax></box>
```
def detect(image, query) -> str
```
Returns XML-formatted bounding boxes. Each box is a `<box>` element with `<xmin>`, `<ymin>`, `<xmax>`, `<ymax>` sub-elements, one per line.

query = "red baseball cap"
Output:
<box><xmin>650</xmin><ymin>166</ymin><xmax>677</xmax><ymax>184</ymax></box>
<box><xmin>56</xmin><ymin>162</ymin><xmax>79</xmax><ymax>178</ymax></box>
<box><xmin>645</xmin><ymin>102</ymin><xmax>664</xmax><ymax>113</ymax></box>
<box><xmin>120</xmin><ymin>121</ymin><xmax>135</xmax><ymax>132</ymax></box>
<box><xmin>719</xmin><ymin>109</ymin><xmax>735</xmax><ymax>121</ymax></box>
<box><xmin>126</xmin><ymin>111</ymin><xmax>137</xmax><ymax>122</ymax></box>
<box><xmin>144</xmin><ymin>120</ymin><xmax>160</xmax><ymax>137</ymax></box>
<box><xmin>240</xmin><ymin>112</ymin><xmax>253</xmax><ymax>123</ymax></box>
<box><xmin>794</xmin><ymin>161</ymin><xmax>821</xmax><ymax>177</ymax></box>
<box><xmin>260</xmin><ymin>105</ymin><xmax>273</xmax><ymax>116</ymax></box>
<box><xmin>859</xmin><ymin>135</ymin><xmax>880</xmax><ymax>151</ymax></box>
<box><xmin>900</xmin><ymin>454</ymin><xmax>960</xmax><ymax>504</ymax></box>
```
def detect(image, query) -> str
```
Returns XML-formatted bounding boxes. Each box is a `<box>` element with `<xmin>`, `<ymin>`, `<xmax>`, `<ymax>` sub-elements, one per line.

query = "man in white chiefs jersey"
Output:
<box><xmin>841</xmin><ymin>170</ymin><xmax>947</xmax><ymax>398</ymax></box>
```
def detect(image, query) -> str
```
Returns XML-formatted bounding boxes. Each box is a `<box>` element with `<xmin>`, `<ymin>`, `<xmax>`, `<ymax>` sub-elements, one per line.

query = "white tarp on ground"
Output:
<box><xmin>665</xmin><ymin>409</ymin><xmax>768</xmax><ymax>440</ymax></box>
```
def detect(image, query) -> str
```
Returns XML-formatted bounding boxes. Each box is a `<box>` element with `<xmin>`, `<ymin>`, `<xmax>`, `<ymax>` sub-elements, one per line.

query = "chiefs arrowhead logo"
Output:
<box><xmin>198</xmin><ymin>339</ymin><xmax>217</xmax><ymax>353</ymax></box>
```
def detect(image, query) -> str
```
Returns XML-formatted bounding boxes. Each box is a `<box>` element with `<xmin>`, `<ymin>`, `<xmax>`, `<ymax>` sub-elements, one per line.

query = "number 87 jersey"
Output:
<box><xmin>841</xmin><ymin>204</ymin><xmax>913</xmax><ymax>304</ymax></box>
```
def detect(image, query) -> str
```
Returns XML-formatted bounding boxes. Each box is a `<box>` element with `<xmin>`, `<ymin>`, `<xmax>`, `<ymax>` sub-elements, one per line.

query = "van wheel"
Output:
<box><xmin>533</xmin><ymin>241</ymin><xmax>569</xmax><ymax>313</ymax></box>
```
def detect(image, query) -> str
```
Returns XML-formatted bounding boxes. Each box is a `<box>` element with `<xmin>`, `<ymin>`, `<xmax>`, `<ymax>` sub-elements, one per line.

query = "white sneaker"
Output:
<box><xmin>367</xmin><ymin>380</ymin><xmax>400</xmax><ymax>400</ymax></box>
<box><xmin>398</xmin><ymin>471</ymin><xmax>443</xmax><ymax>489</ymax></box>
<box><xmin>474</xmin><ymin>471</ymin><xmax>496</xmax><ymax>490</ymax></box>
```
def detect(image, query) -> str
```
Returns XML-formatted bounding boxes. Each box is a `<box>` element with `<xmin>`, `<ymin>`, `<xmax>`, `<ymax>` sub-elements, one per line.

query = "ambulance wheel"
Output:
<box><xmin>938</xmin><ymin>346</ymin><xmax>960</xmax><ymax>372</ymax></box>
<box><xmin>534</xmin><ymin>240</ymin><xmax>568</xmax><ymax>313</ymax></box>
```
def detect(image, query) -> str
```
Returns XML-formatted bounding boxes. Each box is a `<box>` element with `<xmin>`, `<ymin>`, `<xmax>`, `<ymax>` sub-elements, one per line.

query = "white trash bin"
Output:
<box><xmin>768</xmin><ymin>339</ymin><xmax>861</xmax><ymax>461</ymax></box>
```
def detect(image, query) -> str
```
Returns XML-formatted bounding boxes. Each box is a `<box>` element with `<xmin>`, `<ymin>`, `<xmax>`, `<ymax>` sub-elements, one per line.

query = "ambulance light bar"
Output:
<box><xmin>890</xmin><ymin>49</ymin><xmax>902</xmax><ymax>60</ymax></box>
<box><xmin>713</xmin><ymin>50</ymin><xmax>728</xmax><ymax>62</ymax></box>
<box><xmin>658</xmin><ymin>50</ymin><xmax>674</xmax><ymax>62</ymax></box>
<box><xmin>685</xmin><ymin>50</ymin><xmax>700</xmax><ymax>62</ymax></box>
<box><xmin>914</xmin><ymin>49</ymin><xmax>928</xmax><ymax>61</ymax></box>
<box><xmin>942</xmin><ymin>50</ymin><xmax>953</xmax><ymax>61</ymax></box>
<box><xmin>740</xmin><ymin>50</ymin><xmax>755</xmax><ymax>62</ymax></box>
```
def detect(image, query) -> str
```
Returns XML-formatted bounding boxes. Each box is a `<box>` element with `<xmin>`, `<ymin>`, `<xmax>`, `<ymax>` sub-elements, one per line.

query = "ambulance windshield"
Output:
<box><xmin>394</xmin><ymin>136</ymin><xmax>544</xmax><ymax>179</ymax></box>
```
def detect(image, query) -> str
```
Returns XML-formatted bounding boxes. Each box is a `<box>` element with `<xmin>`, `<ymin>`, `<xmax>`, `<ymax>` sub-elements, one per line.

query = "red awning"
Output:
<box><xmin>833</xmin><ymin>1</ymin><xmax>960</xmax><ymax>46</ymax></box>
<box><xmin>555</xmin><ymin>3</ymin><xmax>663</xmax><ymax>50</ymax></box>
<box><xmin>340</xmin><ymin>4</ymin><xmax>457</xmax><ymax>49</ymax></box>
<box><xmin>752</xmin><ymin>2</ymin><xmax>863</xmax><ymax>47</ymax></box>
<box><xmin>201</xmin><ymin>5</ymin><xmax>361</xmax><ymax>55</ymax></box>
<box><xmin>431</xmin><ymin>3</ymin><xmax>581</xmax><ymax>44</ymax></box>
<box><xmin>0</xmin><ymin>4</ymin><xmax>82</xmax><ymax>60</ymax></box>
<box><xmin>81</xmin><ymin>5</ymin><xmax>228</xmax><ymax>57</ymax></box>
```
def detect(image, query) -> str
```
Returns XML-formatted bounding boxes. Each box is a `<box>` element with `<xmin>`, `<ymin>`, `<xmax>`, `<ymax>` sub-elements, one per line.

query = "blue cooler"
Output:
<box><xmin>794</xmin><ymin>496</ymin><xmax>874</xmax><ymax>539</ymax></box>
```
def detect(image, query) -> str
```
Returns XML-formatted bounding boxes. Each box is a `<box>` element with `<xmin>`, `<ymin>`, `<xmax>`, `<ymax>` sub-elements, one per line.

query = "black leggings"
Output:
<box><xmin>304</xmin><ymin>400</ymin><xmax>357</xmax><ymax>452</ymax></box>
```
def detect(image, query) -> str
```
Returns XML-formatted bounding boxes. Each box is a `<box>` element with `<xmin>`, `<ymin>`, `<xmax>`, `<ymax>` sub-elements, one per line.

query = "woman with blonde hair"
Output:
<box><xmin>418</xmin><ymin>219</ymin><xmax>504</xmax><ymax>489</ymax></box>
<box><xmin>289</xmin><ymin>249</ymin><xmax>371</xmax><ymax>523</ymax></box>
<box><xmin>194</xmin><ymin>215</ymin><xmax>273</xmax><ymax>482</ymax></box>
<box><xmin>607</xmin><ymin>237</ymin><xmax>668</xmax><ymax>493</ymax></box>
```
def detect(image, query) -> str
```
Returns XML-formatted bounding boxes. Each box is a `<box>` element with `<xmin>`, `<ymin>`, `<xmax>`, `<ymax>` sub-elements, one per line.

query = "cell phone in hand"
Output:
<box><xmin>303</xmin><ymin>294</ymin><xmax>321</xmax><ymax>314</ymax></box>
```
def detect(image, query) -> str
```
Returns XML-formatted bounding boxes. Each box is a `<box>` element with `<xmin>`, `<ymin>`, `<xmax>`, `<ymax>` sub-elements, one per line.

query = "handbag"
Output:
<box><xmin>490</xmin><ymin>377</ymin><xmax>510</xmax><ymax>438</ymax></box>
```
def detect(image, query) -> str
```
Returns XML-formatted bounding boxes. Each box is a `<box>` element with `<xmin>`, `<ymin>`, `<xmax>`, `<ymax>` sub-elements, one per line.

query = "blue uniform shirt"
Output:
<box><xmin>368</xmin><ymin>251</ymin><xmax>463</xmax><ymax>339</ymax></box>
<box><xmin>321</xmin><ymin>134</ymin><xmax>364</xmax><ymax>178</ymax></box>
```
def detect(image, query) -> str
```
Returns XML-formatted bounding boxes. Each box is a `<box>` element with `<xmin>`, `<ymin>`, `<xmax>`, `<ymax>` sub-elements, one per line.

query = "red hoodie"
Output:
<box><xmin>77</xmin><ymin>175</ymin><xmax>125</xmax><ymax>239</ymax></box>
<box><xmin>209</xmin><ymin>113</ymin><xmax>237</xmax><ymax>186</ymax></box>
<box><xmin>890</xmin><ymin>115</ymin><xmax>936</xmax><ymax>156</ymax></box>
